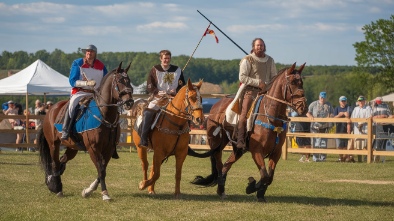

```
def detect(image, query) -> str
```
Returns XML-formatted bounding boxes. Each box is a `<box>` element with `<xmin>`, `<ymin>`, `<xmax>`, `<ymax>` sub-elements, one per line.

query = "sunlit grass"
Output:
<box><xmin>1</xmin><ymin>149</ymin><xmax>393</xmax><ymax>221</ymax></box>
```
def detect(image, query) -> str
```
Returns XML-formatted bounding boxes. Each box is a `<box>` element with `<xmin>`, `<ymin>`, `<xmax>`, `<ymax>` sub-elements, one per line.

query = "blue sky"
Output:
<box><xmin>0</xmin><ymin>0</ymin><xmax>393</xmax><ymax>66</ymax></box>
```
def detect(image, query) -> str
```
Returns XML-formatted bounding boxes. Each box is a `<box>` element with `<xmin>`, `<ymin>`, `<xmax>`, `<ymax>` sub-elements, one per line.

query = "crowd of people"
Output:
<box><xmin>290</xmin><ymin>92</ymin><xmax>393</xmax><ymax>163</ymax></box>
<box><xmin>1</xmin><ymin>99</ymin><xmax>53</xmax><ymax>151</ymax></box>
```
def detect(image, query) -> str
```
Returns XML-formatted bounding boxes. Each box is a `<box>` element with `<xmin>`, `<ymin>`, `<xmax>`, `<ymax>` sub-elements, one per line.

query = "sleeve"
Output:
<box><xmin>176</xmin><ymin>70</ymin><xmax>186</xmax><ymax>93</ymax></box>
<box><xmin>308</xmin><ymin>101</ymin><xmax>315</xmax><ymax>115</ymax></box>
<box><xmin>103</xmin><ymin>65</ymin><xmax>108</xmax><ymax>76</ymax></box>
<box><xmin>239</xmin><ymin>58</ymin><xmax>260</xmax><ymax>87</ymax></box>
<box><xmin>69</xmin><ymin>59</ymin><xmax>82</xmax><ymax>87</ymax></box>
<box><xmin>147</xmin><ymin>67</ymin><xmax>158</xmax><ymax>95</ymax></box>
<box><xmin>333</xmin><ymin>107</ymin><xmax>339</xmax><ymax>116</ymax></box>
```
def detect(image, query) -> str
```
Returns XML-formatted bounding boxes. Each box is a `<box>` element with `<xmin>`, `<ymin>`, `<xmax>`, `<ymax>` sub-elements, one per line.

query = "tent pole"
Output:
<box><xmin>25</xmin><ymin>93</ymin><xmax>29</xmax><ymax>145</ymax></box>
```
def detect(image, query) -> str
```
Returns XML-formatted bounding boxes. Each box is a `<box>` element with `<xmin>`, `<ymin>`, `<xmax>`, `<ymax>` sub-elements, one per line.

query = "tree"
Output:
<box><xmin>353</xmin><ymin>15</ymin><xmax>394</xmax><ymax>93</ymax></box>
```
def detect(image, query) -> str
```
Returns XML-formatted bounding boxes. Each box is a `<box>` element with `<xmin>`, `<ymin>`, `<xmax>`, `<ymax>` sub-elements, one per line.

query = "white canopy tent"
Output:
<box><xmin>381</xmin><ymin>93</ymin><xmax>394</xmax><ymax>103</ymax></box>
<box><xmin>0</xmin><ymin>59</ymin><xmax>71</xmax><ymax>144</ymax></box>
<box><xmin>0</xmin><ymin>59</ymin><xmax>71</xmax><ymax>95</ymax></box>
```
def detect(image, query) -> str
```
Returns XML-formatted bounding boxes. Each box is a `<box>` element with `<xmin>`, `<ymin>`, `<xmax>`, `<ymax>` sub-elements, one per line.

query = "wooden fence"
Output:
<box><xmin>2</xmin><ymin>114</ymin><xmax>394</xmax><ymax>164</ymax></box>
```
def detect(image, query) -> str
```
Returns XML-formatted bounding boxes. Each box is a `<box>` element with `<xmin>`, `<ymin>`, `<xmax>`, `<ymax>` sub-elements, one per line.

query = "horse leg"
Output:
<box><xmin>139</xmin><ymin>151</ymin><xmax>162</xmax><ymax>194</ymax></box>
<box><xmin>82</xmin><ymin>178</ymin><xmax>100</xmax><ymax>198</ymax></box>
<box><xmin>134</xmin><ymin>130</ymin><xmax>150</xmax><ymax>182</ymax></box>
<box><xmin>38</xmin><ymin>129</ymin><xmax>63</xmax><ymax>197</ymax></box>
<box><xmin>87</xmin><ymin>149</ymin><xmax>111</xmax><ymax>201</ymax></box>
<box><xmin>217</xmin><ymin>149</ymin><xmax>244</xmax><ymax>198</ymax></box>
<box><xmin>174</xmin><ymin>144</ymin><xmax>188</xmax><ymax>199</ymax></box>
<box><xmin>58</xmin><ymin>148</ymin><xmax>78</xmax><ymax>175</ymax></box>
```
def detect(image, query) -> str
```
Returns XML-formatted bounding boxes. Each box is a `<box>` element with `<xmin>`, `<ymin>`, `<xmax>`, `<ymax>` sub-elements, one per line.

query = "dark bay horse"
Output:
<box><xmin>191</xmin><ymin>63</ymin><xmax>307</xmax><ymax>202</ymax></box>
<box><xmin>132</xmin><ymin>79</ymin><xmax>204</xmax><ymax>198</ymax></box>
<box><xmin>38</xmin><ymin>62</ymin><xmax>134</xmax><ymax>200</ymax></box>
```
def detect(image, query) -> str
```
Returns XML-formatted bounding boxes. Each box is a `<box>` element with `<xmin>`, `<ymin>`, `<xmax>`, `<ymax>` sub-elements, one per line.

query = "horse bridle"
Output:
<box><xmin>92</xmin><ymin>71</ymin><xmax>134</xmax><ymax>128</ymax></box>
<box><xmin>168</xmin><ymin>86</ymin><xmax>203</xmax><ymax>120</ymax></box>
<box><xmin>265</xmin><ymin>69</ymin><xmax>304</xmax><ymax>110</ymax></box>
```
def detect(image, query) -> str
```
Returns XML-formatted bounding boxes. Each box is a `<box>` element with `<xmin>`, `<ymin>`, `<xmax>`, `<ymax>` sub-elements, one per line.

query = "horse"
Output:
<box><xmin>190</xmin><ymin>62</ymin><xmax>307</xmax><ymax>202</ymax></box>
<box><xmin>38</xmin><ymin>62</ymin><xmax>134</xmax><ymax>201</ymax></box>
<box><xmin>132</xmin><ymin>79</ymin><xmax>204</xmax><ymax>198</ymax></box>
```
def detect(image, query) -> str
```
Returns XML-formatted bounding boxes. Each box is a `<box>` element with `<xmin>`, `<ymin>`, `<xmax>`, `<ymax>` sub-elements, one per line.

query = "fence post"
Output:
<box><xmin>366</xmin><ymin>117</ymin><xmax>373</xmax><ymax>163</ymax></box>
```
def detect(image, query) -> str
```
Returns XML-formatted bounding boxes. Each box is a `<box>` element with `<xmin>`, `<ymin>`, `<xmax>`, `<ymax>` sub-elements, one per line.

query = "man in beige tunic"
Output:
<box><xmin>236</xmin><ymin>38</ymin><xmax>277</xmax><ymax>150</ymax></box>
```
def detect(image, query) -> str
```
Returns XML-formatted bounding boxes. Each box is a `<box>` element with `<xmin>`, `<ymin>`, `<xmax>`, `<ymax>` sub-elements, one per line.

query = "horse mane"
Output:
<box><xmin>263</xmin><ymin>67</ymin><xmax>287</xmax><ymax>92</ymax></box>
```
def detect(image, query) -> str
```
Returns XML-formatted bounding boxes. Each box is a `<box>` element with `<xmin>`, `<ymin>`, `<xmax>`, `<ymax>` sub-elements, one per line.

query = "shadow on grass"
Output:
<box><xmin>120</xmin><ymin>192</ymin><xmax>393</xmax><ymax>207</ymax></box>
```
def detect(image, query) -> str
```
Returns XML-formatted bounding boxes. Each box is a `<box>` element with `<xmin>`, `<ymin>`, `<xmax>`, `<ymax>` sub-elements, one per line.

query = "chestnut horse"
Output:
<box><xmin>132</xmin><ymin>79</ymin><xmax>204</xmax><ymax>198</ymax></box>
<box><xmin>38</xmin><ymin>62</ymin><xmax>134</xmax><ymax>200</ymax></box>
<box><xmin>191</xmin><ymin>63</ymin><xmax>307</xmax><ymax>202</ymax></box>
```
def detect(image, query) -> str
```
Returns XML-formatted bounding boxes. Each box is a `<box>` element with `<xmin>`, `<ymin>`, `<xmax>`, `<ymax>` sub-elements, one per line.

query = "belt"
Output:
<box><xmin>245</xmin><ymin>85</ymin><xmax>261</xmax><ymax>91</ymax></box>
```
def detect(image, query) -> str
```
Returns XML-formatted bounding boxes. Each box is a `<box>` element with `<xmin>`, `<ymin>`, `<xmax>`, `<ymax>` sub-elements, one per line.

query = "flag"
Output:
<box><xmin>203</xmin><ymin>28</ymin><xmax>219</xmax><ymax>43</ymax></box>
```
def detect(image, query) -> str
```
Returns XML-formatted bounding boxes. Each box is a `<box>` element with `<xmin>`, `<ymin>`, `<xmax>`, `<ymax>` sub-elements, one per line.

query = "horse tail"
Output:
<box><xmin>38</xmin><ymin>128</ymin><xmax>52</xmax><ymax>176</ymax></box>
<box><xmin>187</xmin><ymin>146</ymin><xmax>216</xmax><ymax>158</ymax></box>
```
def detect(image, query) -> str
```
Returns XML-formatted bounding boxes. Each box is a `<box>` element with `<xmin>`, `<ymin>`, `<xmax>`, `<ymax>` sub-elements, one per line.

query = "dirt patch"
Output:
<box><xmin>325</xmin><ymin>179</ymin><xmax>394</xmax><ymax>185</ymax></box>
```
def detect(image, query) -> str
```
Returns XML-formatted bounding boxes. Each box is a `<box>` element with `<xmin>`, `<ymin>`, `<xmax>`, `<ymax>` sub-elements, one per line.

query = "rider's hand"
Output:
<box><xmin>158</xmin><ymin>91</ymin><xmax>166</xmax><ymax>96</ymax></box>
<box><xmin>86</xmin><ymin>80</ymin><xmax>96</xmax><ymax>87</ymax></box>
<box><xmin>258</xmin><ymin>80</ymin><xmax>265</xmax><ymax>90</ymax></box>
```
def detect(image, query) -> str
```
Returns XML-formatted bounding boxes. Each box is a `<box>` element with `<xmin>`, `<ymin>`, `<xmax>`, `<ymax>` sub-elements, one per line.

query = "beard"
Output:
<box><xmin>253</xmin><ymin>49</ymin><xmax>265</xmax><ymax>57</ymax></box>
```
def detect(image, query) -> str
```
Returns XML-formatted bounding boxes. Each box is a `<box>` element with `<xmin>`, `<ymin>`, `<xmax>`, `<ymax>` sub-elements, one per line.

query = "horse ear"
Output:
<box><xmin>117</xmin><ymin>61</ymin><xmax>123</xmax><ymax>72</ymax></box>
<box><xmin>196</xmin><ymin>79</ymin><xmax>203</xmax><ymax>89</ymax></box>
<box><xmin>187</xmin><ymin>78</ymin><xmax>193</xmax><ymax>90</ymax></box>
<box><xmin>125</xmin><ymin>62</ymin><xmax>132</xmax><ymax>73</ymax></box>
<box><xmin>287</xmin><ymin>62</ymin><xmax>296</xmax><ymax>76</ymax></box>
<box><xmin>298</xmin><ymin>62</ymin><xmax>306</xmax><ymax>74</ymax></box>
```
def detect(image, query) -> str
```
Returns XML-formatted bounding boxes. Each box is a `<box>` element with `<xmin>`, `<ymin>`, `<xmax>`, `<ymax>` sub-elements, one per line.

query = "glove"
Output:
<box><xmin>86</xmin><ymin>80</ymin><xmax>96</xmax><ymax>87</ymax></box>
<box><xmin>76</xmin><ymin>80</ymin><xmax>95</xmax><ymax>87</ymax></box>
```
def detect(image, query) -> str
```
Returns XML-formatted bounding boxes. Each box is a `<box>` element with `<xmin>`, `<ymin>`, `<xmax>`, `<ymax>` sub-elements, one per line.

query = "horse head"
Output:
<box><xmin>108</xmin><ymin>61</ymin><xmax>135</xmax><ymax>110</ymax></box>
<box><xmin>186</xmin><ymin>79</ymin><xmax>204</xmax><ymax>126</ymax></box>
<box><xmin>282</xmin><ymin>62</ymin><xmax>307</xmax><ymax>116</ymax></box>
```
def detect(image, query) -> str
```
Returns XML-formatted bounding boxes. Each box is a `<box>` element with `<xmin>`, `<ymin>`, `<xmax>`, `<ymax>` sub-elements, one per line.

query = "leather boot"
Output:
<box><xmin>236</xmin><ymin>121</ymin><xmax>247</xmax><ymax>150</ymax></box>
<box><xmin>61</xmin><ymin>105</ymin><xmax>79</xmax><ymax>140</ymax></box>
<box><xmin>139</xmin><ymin>109</ymin><xmax>157</xmax><ymax>148</ymax></box>
<box><xmin>61</xmin><ymin>107</ymin><xmax>71</xmax><ymax>140</ymax></box>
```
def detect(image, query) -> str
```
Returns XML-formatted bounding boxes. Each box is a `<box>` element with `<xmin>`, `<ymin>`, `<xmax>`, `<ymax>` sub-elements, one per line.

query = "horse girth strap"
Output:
<box><xmin>155</xmin><ymin>111</ymin><xmax>190</xmax><ymax>135</ymax></box>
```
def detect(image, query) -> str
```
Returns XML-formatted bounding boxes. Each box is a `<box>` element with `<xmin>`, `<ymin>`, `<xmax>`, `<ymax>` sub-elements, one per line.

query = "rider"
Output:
<box><xmin>61</xmin><ymin>44</ymin><xmax>108</xmax><ymax>140</ymax></box>
<box><xmin>138</xmin><ymin>49</ymin><xmax>186</xmax><ymax>148</ymax></box>
<box><xmin>235</xmin><ymin>38</ymin><xmax>277</xmax><ymax>150</ymax></box>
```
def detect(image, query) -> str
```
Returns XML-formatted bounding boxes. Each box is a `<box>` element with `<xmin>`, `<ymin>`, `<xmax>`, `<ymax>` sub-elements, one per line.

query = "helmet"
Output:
<box><xmin>81</xmin><ymin>44</ymin><xmax>97</xmax><ymax>53</ymax></box>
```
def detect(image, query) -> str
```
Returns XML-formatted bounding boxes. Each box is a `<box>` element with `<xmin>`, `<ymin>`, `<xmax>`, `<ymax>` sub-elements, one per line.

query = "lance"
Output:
<box><xmin>183</xmin><ymin>23</ymin><xmax>212</xmax><ymax>71</ymax></box>
<box><xmin>197</xmin><ymin>10</ymin><xmax>248</xmax><ymax>55</ymax></box>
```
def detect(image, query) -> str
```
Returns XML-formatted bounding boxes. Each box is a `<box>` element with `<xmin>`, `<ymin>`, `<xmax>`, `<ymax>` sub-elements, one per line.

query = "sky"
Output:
<box><xmin>0</xmin><ymin>0</ymin><xmax>393</xmax><ymax>66</ymax></box>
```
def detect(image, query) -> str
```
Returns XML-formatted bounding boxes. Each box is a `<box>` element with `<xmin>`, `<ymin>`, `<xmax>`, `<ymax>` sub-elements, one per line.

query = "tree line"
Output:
<box><xmin>0</xmin><ymin>49</ymin><xmax>385</xmax><ymax>108</ymax></box>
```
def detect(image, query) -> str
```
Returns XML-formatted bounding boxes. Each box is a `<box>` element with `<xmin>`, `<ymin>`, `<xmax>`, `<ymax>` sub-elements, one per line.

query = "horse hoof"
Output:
<box><xmin>56</xmin><ymin>192</ymin><xmax>63</xmax><ymax>197</ymax></box>
<box><xmin>82</xmin><ymin>188</ymin><xmax>92</xmax><ymax>198</ymax></box>
<box><xmin>148</xmin><ymin>191</ymin><xmax>155</xmax><ymax>195</ymax></box>
<box><xmin>220</xmin><ymin>193</ymin><xmax>227</xmax><ymax>200</ymax></box>
<box><xmin>174</xmin><ymin>193</ymin><xmax>182</xmax><ymax>199</ymax></box>
<box><xmin>102</xmin><ymin>194</ymin><xmax>111</xmax><ymax>201</ymax></box>
<box><xmin>257</xmin><ymin>197</ymin><xmax>266</xmax><ymax>203</ymax></box>
<box><xmin>139</xmin><ymin>181</ymin><xmax>146</xmax><ymax>190</ymax></box>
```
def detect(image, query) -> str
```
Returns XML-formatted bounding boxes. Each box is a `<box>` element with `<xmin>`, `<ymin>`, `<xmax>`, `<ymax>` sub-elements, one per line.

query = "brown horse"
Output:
<box><xmin>38</xmin><ymin>62</ymin><xmax>134</xmax><ymax>200</ymax></box>
<box><xmin>132</xmin><ymin>79</ymin><xmax>204</xmax><ymax>198</ymax></box>
<box><xmin>190</xmin><ymin>63</ymin><xmax>307</xmax><ymax>202</ymax></box>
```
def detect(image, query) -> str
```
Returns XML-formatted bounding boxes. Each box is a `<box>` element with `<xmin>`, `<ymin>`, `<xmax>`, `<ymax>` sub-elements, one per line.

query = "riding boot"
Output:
<box><xmin>61</xmin><ymin>105</ymin><xmax>79</xmax><ymax>140</ymax></box>
<box><xmin>236</xmin><ymin>120</ymin><xmax>247</xmax><ymax>150</ymax></box>
<box><xmin>61</xmin><ymin>108</ymin><xmax>72</xmax><ymax>140</ymax></box>
<box><xmin>139</xmin><ymin>108</ymin><xmax>157</xmax><ymax>148</ymax></box>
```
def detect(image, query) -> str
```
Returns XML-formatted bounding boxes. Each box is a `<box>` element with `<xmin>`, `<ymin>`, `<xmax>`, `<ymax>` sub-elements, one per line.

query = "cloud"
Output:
<box><xmin>227</xmin><ymin>24</ymin><xmax>287</xmax><ymax>33</ymax></box>
<box><xmin>41</xmin><ymin>17</ymin><xmax>66</xmax><ymax>24</ymax></box>
<box><xmin>136</xmin><ymin>22</ymin><xmax>188</xmax><ymax>32</ymax></box>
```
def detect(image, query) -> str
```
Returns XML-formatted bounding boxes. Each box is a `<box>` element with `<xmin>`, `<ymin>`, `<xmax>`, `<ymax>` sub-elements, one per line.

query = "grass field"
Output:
<box><xmin>1</xmin><ymin>149</ymin><xmax>394</xmax><ymax>221</ymax></box>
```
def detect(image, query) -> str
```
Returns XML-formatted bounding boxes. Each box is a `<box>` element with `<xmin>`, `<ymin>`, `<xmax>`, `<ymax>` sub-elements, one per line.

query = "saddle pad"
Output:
<box><xmin>55</xmin><ymin>100</ymin><xmax>102</xmax><ymax>133</ymax></box>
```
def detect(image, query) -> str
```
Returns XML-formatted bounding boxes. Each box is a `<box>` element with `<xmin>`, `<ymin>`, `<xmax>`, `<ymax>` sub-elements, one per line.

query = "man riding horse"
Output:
<box><xmin>232</xmin><ymin>38</ymin><xmax>277</xmax><ymax>151</ymax></box>
<box><xmin>138</xmin><ymin>49</ymin><xmax>186</xmax><ymax>148</ymax></box>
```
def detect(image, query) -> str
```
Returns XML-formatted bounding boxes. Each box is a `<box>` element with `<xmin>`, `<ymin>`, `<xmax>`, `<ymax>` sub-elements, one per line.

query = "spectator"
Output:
<box><xmin>347</xmin><ymin>95</ymin><xmax>372</xmax><ymax>162</ymax></box>
<box><xmin>45</xmin><ymin>101</ymin><xmax>53</xmax><ymax>113</ymax></box>
<box><xmin>34</xmin><ymin>99</ymin><xmax>45</xmax><ymax>144</ymax></box>
<box><xmin>306</xmin><ymin>91</ymin><xmax>333</xmax><ymax>162</ymax></box>
<box><xmin>333</xmin><ymin>96</ymin><xmax>353</xmax><ymax>162</ymax></box>
<box><xmin>290</xmin><ymin>111</ymin><xmax>311</xmax><ymax>162</ymax></box>
<box><xmin>3</xmin><ymin>100</ymin><xmax>23</xmax><ymax>151</ymax></box>
<box><xmin>371</xmin><ymin>97</ymin><xmax>392</xmax><ymax>162</ymax></box>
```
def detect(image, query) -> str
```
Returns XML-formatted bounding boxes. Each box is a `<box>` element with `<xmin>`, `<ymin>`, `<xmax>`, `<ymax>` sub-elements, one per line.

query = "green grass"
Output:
<box><xmin>1</xmin><ymin>149</ymin><xmax>394</xmax><ymax>221</ymax></box>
